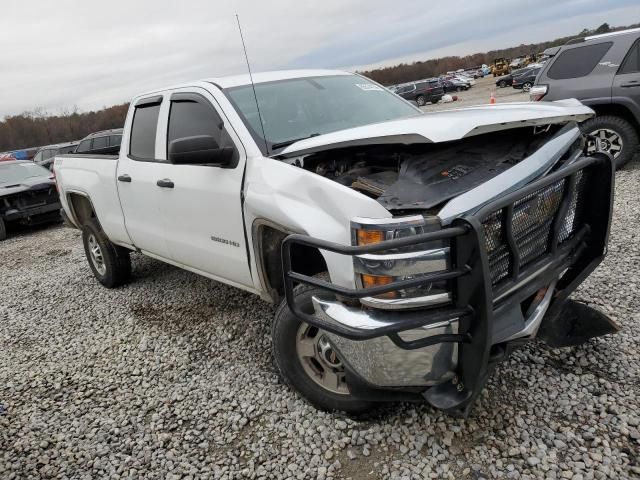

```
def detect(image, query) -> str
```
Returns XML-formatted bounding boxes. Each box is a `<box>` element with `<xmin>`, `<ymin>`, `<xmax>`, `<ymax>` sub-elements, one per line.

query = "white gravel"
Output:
<box><xmin>1</xmin><ymin>165</ymin><xmax>640</xmax><ymax>479</ymax></box>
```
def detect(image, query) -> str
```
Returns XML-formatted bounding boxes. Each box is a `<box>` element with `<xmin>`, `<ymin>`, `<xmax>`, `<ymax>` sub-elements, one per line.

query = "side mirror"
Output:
<box><xmin>168</xmin><ymin>135</ymin><xmax>236</xmax><ymax>167</ymax></box>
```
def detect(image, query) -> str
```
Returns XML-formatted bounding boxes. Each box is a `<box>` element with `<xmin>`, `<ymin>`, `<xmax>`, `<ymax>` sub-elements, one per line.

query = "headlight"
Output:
<box><xmin>351</xmin><ymin>215</ymin><xmax>452</xmax><ymax>310</ymax></box>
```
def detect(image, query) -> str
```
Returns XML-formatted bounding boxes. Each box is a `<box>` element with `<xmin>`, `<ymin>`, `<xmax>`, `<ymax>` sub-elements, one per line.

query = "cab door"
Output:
<box><xmin>155</xmin><ymin>88</ymin><xmax>253</xmax><ymax>288</ymax></box>
<box><xmin>116</xmin><ymin>95</ymin><xmax>173</xmax><ymax>260</ymax></box>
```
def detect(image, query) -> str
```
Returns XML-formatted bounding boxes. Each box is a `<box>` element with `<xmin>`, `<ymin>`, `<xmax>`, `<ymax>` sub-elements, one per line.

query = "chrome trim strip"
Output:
<box><xmin>350</xmin><ymin>215</ymin><xmax>426</xmax><ymax>230</ymax></box>
<box><xmin>311</xmin><ymin>295</ymin><xmax>459</xmax><ymax>331</ymax></box>
<box><xmin>503</xmin><ymin>279</ymin><xmax>557</xmax><ymax>341</ymax></box>
<box><xmin>354</xmin><ymin>247</ymin><xmax>449</xmax><ymax>276</ymax></box>
<box><xmin>360</xmin><ymin>292</ymin><xmax>452</xmax><ymax>310</ymax></box>
<box><xmin>438</xmin><ymin>123</ymin><xmax>581</xmax><ymax>224</ymax></box>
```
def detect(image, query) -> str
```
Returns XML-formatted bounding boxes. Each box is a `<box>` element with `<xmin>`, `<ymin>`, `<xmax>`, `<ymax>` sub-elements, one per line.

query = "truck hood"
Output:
<box><xmin>277</xmin><ymin>99</ymin><xmax>593</xmax><ymax>158</ymax></box>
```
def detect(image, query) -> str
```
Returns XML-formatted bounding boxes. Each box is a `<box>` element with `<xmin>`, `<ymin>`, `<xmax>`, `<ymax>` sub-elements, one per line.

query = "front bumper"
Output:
<box><xmin>282</xmin><ymin>154</ymin><xmax>614</xmax><ymax>415</ymax></box>
<box><xmin>3</xmin><ymin>202</ymin><xmax>62</xmax><ymax>223</ymax></box>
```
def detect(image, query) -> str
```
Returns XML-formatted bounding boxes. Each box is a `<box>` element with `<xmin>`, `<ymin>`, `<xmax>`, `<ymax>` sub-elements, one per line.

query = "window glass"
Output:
<box><xmin>619</xmin><ymin>39</ymin><xmax>640</xmax><ymax>74</ymax></box>
<box><xmin>109</xmin><ymin>135</ymin><xmax>122</xmax><ymax>147</ymax></box>
<box><xmin>130</xmin><ymin>104</ymin><xmax>160</xmax><ymax>159</ymax></box>
<box><xmin>547</xmin><ymin>42</ymin><xmax>613</xmax><ymax>80</ymax></box>
<box><xmin>167</xmin><ymin>98</ymin><xmax>237</xmax><ymax>162</ymax></box>
<box><xmin>33</xmin><ymin>151</ymin><xmax>43</xmax><ymax>162</ymax></box>
<box><xmin>76</xmin><ymin>140</ymin><xmax>91</xmax><ymax>153</ymax></box>
<box><xmin>59</xmin><ymin>145</ymin><xmax>76</xmax><ymax>154</ymax></box>
<box><xmin>92</xmin><ymin>136</ymin><xmax>108</xmax><ymax>150</ymax></box>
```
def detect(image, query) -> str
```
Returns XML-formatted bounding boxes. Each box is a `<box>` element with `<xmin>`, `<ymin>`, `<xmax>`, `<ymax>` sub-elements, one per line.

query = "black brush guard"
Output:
<box><xmin>282</xmin><ymin>154</ymin><xmax>614</xmax><ymax>414</ymax></box>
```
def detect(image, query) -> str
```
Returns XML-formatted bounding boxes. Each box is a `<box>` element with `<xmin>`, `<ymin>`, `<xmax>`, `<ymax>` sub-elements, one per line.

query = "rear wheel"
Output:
<box><xmin>272</xmin><ymin>281</ymin><xmax>376</xmax><ymax>414</ymax></box>
<box><xmin>582</xmin><ymin>115</ymin><xmax>639</xmax><ymax>169</ymax></box>
<box><xmin>416</xmin><ymin>95</ymin><xmax>426</xmax><ymax>106</ymax></box>
<box><xmin>81</xmin><ymin>218</ymin><xmax>131</xmax><ymax>288</ymax></box>
<box><xmin>522</xmin><ymin>82</ymin><xmax>532</xmax><ymax>92</ymax></box>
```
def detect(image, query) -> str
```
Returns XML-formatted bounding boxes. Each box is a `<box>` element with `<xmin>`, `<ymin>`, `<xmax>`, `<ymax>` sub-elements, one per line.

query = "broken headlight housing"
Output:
<box><xmin>351</xmin><ymin>215</ymin><xmax>452</xmax><ymax>310</ymax></box>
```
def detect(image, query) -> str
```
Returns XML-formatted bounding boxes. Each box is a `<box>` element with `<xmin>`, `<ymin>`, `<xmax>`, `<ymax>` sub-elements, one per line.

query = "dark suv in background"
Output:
<box><xmin>75</xmin><ymin>128</ymin><xmax>123</xmax><ymax>155</ymax></box>
<box><xmin>531</xmin><ymin>28</ymin><xmax>640</xmax><ymax>168</ymax></box>
<box><xmin>393</xmin><ymin>79</ymin><xmax>444</xmax><ymax>106</ymax></box>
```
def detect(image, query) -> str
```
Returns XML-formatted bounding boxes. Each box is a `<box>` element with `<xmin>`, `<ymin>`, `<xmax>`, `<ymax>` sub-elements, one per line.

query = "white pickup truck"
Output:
<box><xmin>55</xmin><ymin>70</ymin><xmax>619</xmax><ymax>416</ymax></box>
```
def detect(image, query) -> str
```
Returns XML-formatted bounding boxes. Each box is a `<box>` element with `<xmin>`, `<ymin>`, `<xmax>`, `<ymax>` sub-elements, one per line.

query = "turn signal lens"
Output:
<box><xmin>361</xmin><ymin>274</ymin><xmax>397</xmax><ymax>299</ymax></box>
<box><xmin>357</xmin><ymin>229</ymin><xmax>385</xmax><ymax>246</ymax></box>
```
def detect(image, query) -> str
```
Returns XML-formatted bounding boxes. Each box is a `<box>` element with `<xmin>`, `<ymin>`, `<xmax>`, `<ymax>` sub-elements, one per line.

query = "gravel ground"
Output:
<box><xmin>1</xmin><ymin>166</ymin><xmax>640</xmax><ymax>480</ymax></box>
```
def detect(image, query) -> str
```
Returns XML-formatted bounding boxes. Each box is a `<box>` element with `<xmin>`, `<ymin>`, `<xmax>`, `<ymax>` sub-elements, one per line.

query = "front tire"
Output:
<box><xmin>272</xmin><ymin>282</ymin><xmax>376</xmax><ymax>414</ymax></box>
<box><xmin>498</xmin><ymin>80</ymin><xmax>507</xmax><ymax>88</ymax></box>
<box><xmin>581</xmin><ymin>115</ymin><xmax>639</xmax><ymax>169</ymax></box>
<box><xmin>416</xmin><ymin>95</ymin><xmax>426</xmax><ymax>106</ymax></box>
<box><xmin>81</xmin><ymin>218</ymin><xmax>131</xmax><ymax>288</ymax></box>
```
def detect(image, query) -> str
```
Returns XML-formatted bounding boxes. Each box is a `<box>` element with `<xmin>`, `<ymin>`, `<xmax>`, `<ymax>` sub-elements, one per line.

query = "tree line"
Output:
<box><xmin>0</xmin><ymin>104</ymin><xmax>129</xmax><ymax>152</ymax></box>
<box><xmin>1</xmin><ymin>22</ymin><xmax>637</xmax><ymax>152</ymax></box>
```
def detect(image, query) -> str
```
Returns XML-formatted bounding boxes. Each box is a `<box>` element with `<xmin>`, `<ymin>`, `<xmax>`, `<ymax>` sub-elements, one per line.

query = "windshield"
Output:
<box><xmin>0</xmin><ymin>162</ymin><xmax>50</xmax><ymax>186</ymax></box>
<box><xmin>224</xmin><ymin>74</ymin><xmax>420</xmax><ymax>154</ymax></box>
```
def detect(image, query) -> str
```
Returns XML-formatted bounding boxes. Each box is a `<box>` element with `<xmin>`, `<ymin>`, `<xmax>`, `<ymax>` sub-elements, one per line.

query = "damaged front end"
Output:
<box><xmin>282</xmin><ymin>122</ymin><xmax>617</xmax><ymax>416</ymax></box>
<box><xmin>0</xmin><ymin>183</ymin><xmax>62</xmax><ymax>226</ymax></box>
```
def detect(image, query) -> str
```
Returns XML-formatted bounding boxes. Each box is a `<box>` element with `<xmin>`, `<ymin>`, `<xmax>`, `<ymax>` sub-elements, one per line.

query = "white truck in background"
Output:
<box><xmin>55</xmin><ymin>70</ymin><xmax>618</xmax><ymax>416</ymax></box>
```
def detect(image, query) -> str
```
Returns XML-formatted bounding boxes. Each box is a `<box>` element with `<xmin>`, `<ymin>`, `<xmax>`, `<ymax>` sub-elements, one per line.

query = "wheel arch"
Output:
<box><xmin>66</xmin><ymin>191</ymin><xmax>98</xmax><ymax>228</ymax></box>
<box><xmin>588</xmin><ymin>100</ymin><xmax>640</xmax><ymax>132</ymax></box>
<box><xmin>252</xmin><ymin>219</ymin><xmax>328</xmax><ymax>304</ymax></box>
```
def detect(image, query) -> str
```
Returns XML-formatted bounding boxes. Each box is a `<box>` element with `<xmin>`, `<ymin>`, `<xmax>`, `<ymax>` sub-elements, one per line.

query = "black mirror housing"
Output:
<box><xmin>168</xmin><ymin>135</ymin><xmax>237</xmax><ymax>168</ymax></box>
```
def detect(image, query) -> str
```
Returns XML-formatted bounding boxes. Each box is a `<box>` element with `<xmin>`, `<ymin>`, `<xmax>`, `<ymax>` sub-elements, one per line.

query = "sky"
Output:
<box><xmin>0</xmin><ymin>0</ymin><xmax>638</xmax><ymax>119</ymax></box>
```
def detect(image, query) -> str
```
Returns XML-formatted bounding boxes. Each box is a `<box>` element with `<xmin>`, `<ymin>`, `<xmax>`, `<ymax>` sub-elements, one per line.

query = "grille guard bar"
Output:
<box><xmin>281</xmin><ymin>153</ymin><xmax>614</xmax><ymax>414</ymax></box>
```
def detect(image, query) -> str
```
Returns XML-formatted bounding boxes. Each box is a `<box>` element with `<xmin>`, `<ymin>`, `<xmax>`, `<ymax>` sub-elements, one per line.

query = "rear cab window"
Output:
<box><xmin>547</xmin><ymin>42</ymin><xmax>613</xmax><ymax>80</ymax></box>
<box><xmin>129</xmin><ymin>96</ymin><xmax>162</xmax><ymax>160</ymax></box>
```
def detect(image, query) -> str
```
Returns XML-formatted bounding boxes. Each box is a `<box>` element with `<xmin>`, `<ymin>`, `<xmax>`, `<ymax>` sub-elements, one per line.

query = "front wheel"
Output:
<box><xmin>81</xmin><ymin>218</ymin><xmax>131</xmax><ymax>288</ymax></box>
<box><xmin>272</xmin><ymin>282</ymin><xmax>376</xmax><ymax>414</ymax></box>
<box><xmin>0</xmin><ymin>217</ymin><xmax>6</xmax><ymax>241</ymax></box>
<box><xmin>498</xmin><ymin>80</ymin><xmax>507</xmax><ymax>88</ymax></box>
<box><xmin>416</xmin><ymin>95</ymin><xmax>426</xmax><ymax>106</ymax></box>
<box><xmin>582</xmin><ymin>115</ymin><xmax>639</xmax><ymax>169</ymax></box>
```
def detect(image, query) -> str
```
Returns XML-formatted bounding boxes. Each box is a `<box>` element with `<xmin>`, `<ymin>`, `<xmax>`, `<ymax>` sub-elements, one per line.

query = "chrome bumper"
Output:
<box><xmin>313</xmin><ymin>279</ymin><xmax>554</xmax><ymax>388</ymax></box>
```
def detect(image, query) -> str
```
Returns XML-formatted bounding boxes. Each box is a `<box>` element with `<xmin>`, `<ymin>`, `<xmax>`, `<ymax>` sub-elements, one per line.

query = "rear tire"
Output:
<box><xmin>81</xmin><ymin>218</ymin><xmax>131</xmax><ymax>288</ymax></box>
<box><xmin>581</xmin><ymin>115</ymin><xmax>639</xmax><ymax>169</ymax></box>
<box><xmin>0</xmin><ymin>218</ymin><xmax>6</xmax><ymax>241</ymax></box>
<box><xmin>272</xmin><ymin>281</ymin><xmax>376</xmax><ymax>414</ymax></box>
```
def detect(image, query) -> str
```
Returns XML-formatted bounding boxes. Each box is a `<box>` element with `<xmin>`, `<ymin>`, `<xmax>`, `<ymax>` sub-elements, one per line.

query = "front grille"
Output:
<box><xmin>5</xmin><ymin>187</ymin><xmax>58</xmax><ymax>209</ymax></box>
<box><xmin>482</xmin><ymin>169</ymin><xmax>589</xmax><ymax>286</ymax></box>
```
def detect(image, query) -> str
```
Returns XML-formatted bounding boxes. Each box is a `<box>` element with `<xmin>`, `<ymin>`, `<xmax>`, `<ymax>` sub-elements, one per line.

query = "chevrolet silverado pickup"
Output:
<box><xmin>54</xmin><ymin>70</ymin><xmax>619</xmax><ymax>416</ymax></box>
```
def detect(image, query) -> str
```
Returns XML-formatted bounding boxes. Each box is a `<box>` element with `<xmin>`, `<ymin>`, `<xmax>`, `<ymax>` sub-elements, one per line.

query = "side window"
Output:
<box><xmin>109</xmin><ymin>135</ymin><xmax>122</xmax><ymax>147</ymax></box>
<box><xmin>130</xmin><ymin>101</ymin><xmax>161</xmax><ymax>160</ymax></box>
<box><xmin>92</xmin><ymin>136</ymin><xmax>108</xmax><ymax>150</ymax></box>
<box><xmin>619</xmin><ymin>39</ymin><xmax>640</xmax><ymax>75</ymax></box>
<box><xmin>166</xmin><ymin>95</ymin><xmax>237</xmax><ymax>160</ymax></box>
<box><xmin>76</xmin><ymin>140</ymin><xmax>91</xmax><ymax>153</ymax></box>
<box><xmin>547</xmin><ymin>42</ymin><xmax>613</xmax><ymax>80</ymax></box>
<box><xmin>33</xmin><ymin>151</ymin><xmax>43</xmax><ymax>162</ymax></box>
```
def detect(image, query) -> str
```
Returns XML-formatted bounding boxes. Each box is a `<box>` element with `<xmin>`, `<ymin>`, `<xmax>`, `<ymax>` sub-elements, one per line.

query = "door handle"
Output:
<box><xmin>156</xmin><ymin>179</ymin><xmax>174</xmax><ymax>188</ymax></box>
<box><xmin>117</xmin><ymin>174</ymin><xmax>131</xmax><ymax>182</ymax></box>
<box><xmin>621</xmin><ymin>81</ymin><xmax>640</xmax><ymax>88</ymax></box>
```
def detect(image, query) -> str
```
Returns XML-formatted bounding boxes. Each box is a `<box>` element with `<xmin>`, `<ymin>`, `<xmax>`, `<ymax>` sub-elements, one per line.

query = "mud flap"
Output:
<box><xmin>538</xmin><ymin>299</ymin><xmax>620</xmax><ymax>348</ymax></box>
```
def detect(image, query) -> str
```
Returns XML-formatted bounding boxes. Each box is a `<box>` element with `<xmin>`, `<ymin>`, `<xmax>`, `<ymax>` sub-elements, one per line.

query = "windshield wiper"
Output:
<box><xmin>271</xmin><ymin>133</ymin><xmax>321</xmax><ymax>150</ymax></box>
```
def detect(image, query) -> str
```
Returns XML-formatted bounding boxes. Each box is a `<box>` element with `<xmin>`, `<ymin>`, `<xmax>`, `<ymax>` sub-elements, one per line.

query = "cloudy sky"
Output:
<box><xmin>0</xmin><ymin>0</ymin><xmax>638</xmax><ymax>118</ymax></box>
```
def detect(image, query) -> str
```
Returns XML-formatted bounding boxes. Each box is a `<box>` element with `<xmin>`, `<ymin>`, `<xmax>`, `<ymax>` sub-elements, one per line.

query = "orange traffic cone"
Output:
<box><xmin>489</xmin><ymin>91</ymin><xmax>496</xmax><ymax>104</ymax></box>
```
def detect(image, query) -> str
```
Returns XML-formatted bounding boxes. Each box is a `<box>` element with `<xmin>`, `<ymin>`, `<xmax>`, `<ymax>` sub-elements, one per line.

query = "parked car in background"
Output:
<box><xmin>454</xmin><ymin>74</ymin><xmax>475</xmax><ymax>86</ymax></box>
<box><xmin>393</xmin><ymin>79</ymin><xmax>444</xmax><ymax>105</ymax></box>
<box><xmin>512</xmin><ymin>67</ymin><xmax>542</xmax><ymax>91</ymax></box>
<box><xmin>0</xmin><ymin>153</ymin><xmax>17</xmax><ymax>162</ymax></box>
<box><xmin>75</xmin><ymin>128</ymin><xmax>123</xmax><ymax>155</ymax></box>
<box><xmin>441</xmin><ymin>78</ymin><xmax>470</xmax><ymax>92</ymax></box>
<box><xmin>34</xmin><ymin>142</ymin><xmax>79</xmax><ymax>170</ymax></box>
<box><xmin>495</xmin><ymin>65</ymin><xmax>540</xmax><ymax>88</ymax></box>
<box><xmin>531</xmin><ymin>27</ymin><xmax>640</xmax><ymax>168</ymax></box>
<box><xmin>55</xmin><ymin>69</ymin><xmax>617</xmax><ymax>416</ymax></box>
<box><xmin>0</xmin><ymin>160</ymin><xmax>61</xmax><ymax>240</ymax></box>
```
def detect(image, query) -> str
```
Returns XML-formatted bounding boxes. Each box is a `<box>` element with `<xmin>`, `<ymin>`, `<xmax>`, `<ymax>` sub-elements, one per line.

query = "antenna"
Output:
<box><xmin>235</xmin><ymin>14</ymin><xmax>270</xmax><ymax>155</ymax></box>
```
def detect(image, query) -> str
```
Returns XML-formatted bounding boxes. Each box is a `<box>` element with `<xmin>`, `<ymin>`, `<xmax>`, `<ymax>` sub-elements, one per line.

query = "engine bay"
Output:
<box><xmin>287</xmin><ymin>125</ymin><xmax>570</xmax><ymax>212</ymax></box>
